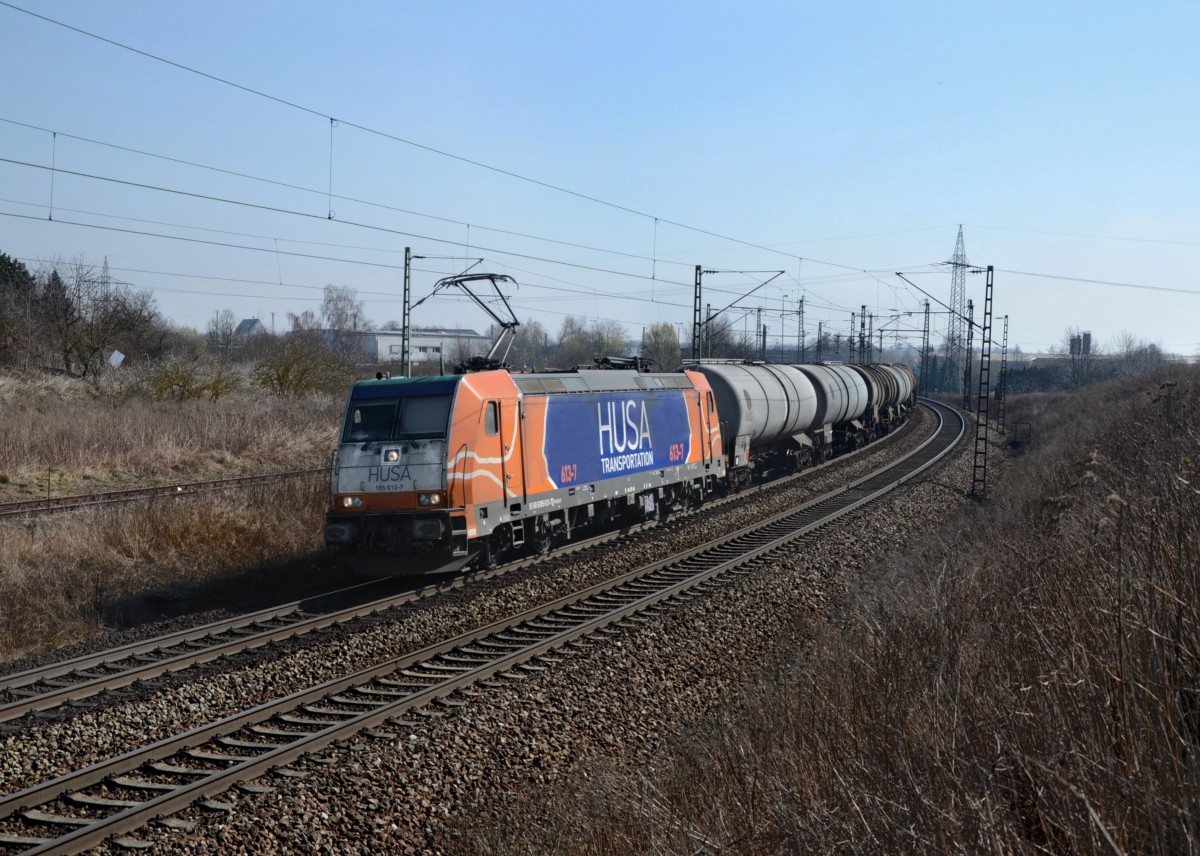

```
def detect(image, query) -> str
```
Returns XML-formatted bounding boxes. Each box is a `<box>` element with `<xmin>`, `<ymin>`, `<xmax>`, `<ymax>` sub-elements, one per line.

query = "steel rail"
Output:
<box><xmin>0</xmin><ymin>577</ymin><xmax>390</xmax><ymax>691</ymax></box>
<box><xmin>0</xmin><ymin>505</ymin><xmax>715</xmax><ymax>722</ymax></box>
<box><xmin>0</xmin><ymin>401</ymin><xmax>962</xmax><ymax>854</ymax></box>
<box><xmin>0</xmin><ymin>469</ymin><xmax>326</xmax><ymax>520</ymax></box>
<box><xmin>0</xmin><ymin>408</ymin><xmax>922</xmax><ymax>722</ymax></box>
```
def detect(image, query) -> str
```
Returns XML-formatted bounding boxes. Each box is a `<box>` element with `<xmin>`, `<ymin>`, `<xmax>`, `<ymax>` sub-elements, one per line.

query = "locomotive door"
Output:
<box><xmin>516</xmin><ymin>399</ymin><xmax>529</xmax><ymax>505</ymax></box>
<box><xmin>704</xmin><ymin>390</ymin><xmax>720</xmax><ymax>463</ymax></box>
<box><xmin>494</xmin><ymin>397</ymin><xmax>523</xmax><ymax>505</ymax></box>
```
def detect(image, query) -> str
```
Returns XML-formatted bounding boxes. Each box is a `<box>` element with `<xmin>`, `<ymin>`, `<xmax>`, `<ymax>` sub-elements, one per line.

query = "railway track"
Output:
<box><xmin>0</xmin><ymin>526</ymin><xmax>654</xmax><ymax>725</ymax></box>
<box><xmin>0</xmin><ymin>470</ymin><xmax>325</xmax><ymax>520</ymax></box>
<box><xmin>0</xmin><ymin>407</ymin><xmax>922</xmax><ymax>724</ymax></box>
<box><xmin>0</xmin><ymin>400</ymin><xmax>962</xmax><ymax>853</ymax></box>
<box><xmin>0</xmin><ymin>500</ymin><xmax>709</xmax><ymax>722</ymax></box>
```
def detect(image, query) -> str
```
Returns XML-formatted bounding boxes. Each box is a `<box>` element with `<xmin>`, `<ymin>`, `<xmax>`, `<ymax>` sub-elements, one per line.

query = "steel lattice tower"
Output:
<box><xmin>946</xmin><ymin>225</ymin><xmax>969</xmax><ymax>393</ymax></box>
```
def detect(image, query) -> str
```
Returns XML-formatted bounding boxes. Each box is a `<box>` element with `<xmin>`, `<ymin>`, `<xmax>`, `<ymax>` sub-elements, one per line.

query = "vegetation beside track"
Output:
<box><xmin>0</xmin><ymin>477</ymin><xmax>345</xmax><ymax>659</ymax></box>
<box><xmin>0</xmin><ymin>373</ymin><xmax>346</xmax><ymax>658</ymax></box>
<box><xmin>483</xmin><ymin>367</ymin><xmax>1199</xmax><ymax>853</ymax></box>
<box><xmin>0</xmin><ymin>373</ymin><xmax>339</xmax><ymax>501</ymax></box>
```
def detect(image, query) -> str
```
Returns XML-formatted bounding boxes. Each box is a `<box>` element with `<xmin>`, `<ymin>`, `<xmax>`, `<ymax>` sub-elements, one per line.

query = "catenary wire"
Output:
<box><xmin>0</xmin><ymin>116</ymin><xmax>697</xmax><ymax>270</ymax></box>
<box><xmin>0</xmin><ymin>1</ymin><xmax>844</xmax><ymax>265</ymax></box>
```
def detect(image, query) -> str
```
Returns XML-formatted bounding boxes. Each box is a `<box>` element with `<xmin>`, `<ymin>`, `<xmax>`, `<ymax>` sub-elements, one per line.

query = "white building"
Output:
<box><xmin>312</xmin><ymin>328</ymin><xmax>491</xmax><ymax>365</ymax></box>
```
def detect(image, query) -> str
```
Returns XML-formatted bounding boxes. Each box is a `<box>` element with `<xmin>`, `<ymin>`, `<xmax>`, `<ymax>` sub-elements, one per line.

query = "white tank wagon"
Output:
<box><xmin>687</xmin><ymin>360</ymin><xmax>915</xmax><ymax>483</ymax></box>
<box><xmin>790</xmin><ymin>363</ymin><xmax>869</xmax><ymax>462</ymax></box>
<box><xmin>690</xmin><ymin>362</ymin><xmax>818</xmax><ymax>485</ymax></box>
<box><xmin>844</xmin><ymin>363</ymin><xmax>918</xmax><ymax>443</ymax></box>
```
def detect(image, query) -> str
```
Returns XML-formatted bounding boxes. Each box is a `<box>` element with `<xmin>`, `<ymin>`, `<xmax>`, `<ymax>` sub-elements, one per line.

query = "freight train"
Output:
<box><xmin>323</xmin><ymin>360</ymin><xmax>916</xmax><ymax>575</ymax></box>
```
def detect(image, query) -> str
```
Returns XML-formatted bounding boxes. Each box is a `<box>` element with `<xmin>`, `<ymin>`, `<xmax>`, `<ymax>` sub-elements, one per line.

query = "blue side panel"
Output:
<box><xmin>543</xmin><ymin>390</ymin><xmax>693</xmax><ymax>487</ymax></box>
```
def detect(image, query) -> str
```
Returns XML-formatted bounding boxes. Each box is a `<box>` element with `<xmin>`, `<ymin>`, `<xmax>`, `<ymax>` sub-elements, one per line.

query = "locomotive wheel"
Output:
<box><xmin>482</xmin><ymin>526</ymin><xmax>514</xmax><ymax>569</ymax></box>
<box><xmin>532</xmin><ymin>525</ymin><xmax>553</xmax><ymax>556</ymax></box>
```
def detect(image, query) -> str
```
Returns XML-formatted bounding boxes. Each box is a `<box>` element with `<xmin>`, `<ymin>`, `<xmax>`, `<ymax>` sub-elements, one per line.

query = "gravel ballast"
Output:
<box><xmin>1</xmin><ymin>407</ymin><xmax>970</xmax><ymax>853</ymax></box>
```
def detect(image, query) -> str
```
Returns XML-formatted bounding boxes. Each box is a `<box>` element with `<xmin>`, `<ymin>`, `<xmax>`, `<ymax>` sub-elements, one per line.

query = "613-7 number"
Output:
<box><xmin>667</xmin><ymin>443</ymin><xmax>686</xmax><ymax>462</ymax></box>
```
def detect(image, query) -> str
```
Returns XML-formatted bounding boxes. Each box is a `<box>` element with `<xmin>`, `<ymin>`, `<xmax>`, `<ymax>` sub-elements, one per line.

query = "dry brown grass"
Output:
<box><xmin>0</xmin><ymin>373</ymin><xmax>341</xmax><ymax>500</ymax></box>
<box><xmin>486</xmin><ymin>367</ymin><xmax>1200</xmax><ymax>854</ymax></box>
<box><xmin>0</xmin><ymin>371</ymin><xmax>349</xmax><ymax>658</ymax></box>
<box><xmin>0</xmin><ymin>477</ymin><xmax>333</xmax><ymax>656</ymax></box>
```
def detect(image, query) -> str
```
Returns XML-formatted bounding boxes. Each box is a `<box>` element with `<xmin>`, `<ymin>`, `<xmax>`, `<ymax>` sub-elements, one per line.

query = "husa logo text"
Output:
<box><xmin>597</xmin><ymin>400</ymin><xmax>654</xmax><ymax>474</ymax></box>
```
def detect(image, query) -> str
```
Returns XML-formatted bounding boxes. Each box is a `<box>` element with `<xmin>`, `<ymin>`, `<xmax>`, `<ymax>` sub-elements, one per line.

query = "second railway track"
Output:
<box><xmin>0</xmin><ymin>470</ymin><xmax>325</xmax><ymax>520</ymax></box>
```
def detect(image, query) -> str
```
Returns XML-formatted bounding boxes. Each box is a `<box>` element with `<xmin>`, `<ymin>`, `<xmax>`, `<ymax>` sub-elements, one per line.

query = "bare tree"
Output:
<box><xmin>206</xmin><ymin>309</ymin><xmax>237</xmax><ymax>356</ymax></box>
<box><xmin>252</xmin><ymin>336</ymin><xmax>355</xmax><ymax>396</ymax></box>
<box><xmin>640</xmin><ymin>322</ymin><xmax>681</xmax><ymax>370</ymax></box>
<box><xmin>37</xmin><ymin>258</ymin><xmax>135</xmax><ymax>378</ymax></box>
<box><xmin>444</xmin><ymin>336</ymin><xmax>475</xmax><ymax>372</ymax></box>
<box><xmin>554</xmin><ymin>317</ymin><xmax>592</xmax><ymax>368</ymax></box>
<box><xmin>705</xmin><ymin>314</ymin><xmax>757</xmax><ymax>360</ymax></box>
<box><xmin>484</xmin><ymin>318</ymin><xmax>550</xmax><ymax>370</ymax></box>
<box><xmin>319</xmin><ymin>285</ymin><xmax>372</xmax><ymax>359</ymax></box>
<box><xmin>113</xmin><ymin>290</ymin><xmax>168</xmax><ymax>360</ymax></box>
<box><xmin>321</xmin><ymin>285</ymin><xmax>370</xmax><ymax>332</ymax></box>
<box><xmin>553</xmin><ymin>317</ymin><xmax>630</xmax><ymax>368</ymax></box>
<box><xmin>0</xmin><ymin>252</ymin><xmax>183</xmax><ymax>373</ymax></box>
<box><xmin>590</xmin><ymin>319</ymin><xmax>630</xmax><ymax>360</ymax></box>
<box><xmin>1111</xmin><ymin>330</ymin><xmax>1166</xmax><ymax>377</ymax></box>
<box><xmin>288</xmin><ymin>309</ymin><xmax>321</xmax><ymax>332</ymax></box>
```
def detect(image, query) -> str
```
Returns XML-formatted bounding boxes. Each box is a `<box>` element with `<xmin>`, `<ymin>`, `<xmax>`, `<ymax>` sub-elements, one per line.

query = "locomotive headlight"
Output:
<box><xmin>340</xmin><ymin>495</ymin><xmax>364</xmax><ymax>508</ymax></box>
<box><xmin>383</xmin><ymin>448</ymin><xmax>400</xmax><ymax>463</ymax></box>
<box><xmin>417</xmin><ymin>492</ymin><xmax>443</xmax><ymax>506</ymax></box>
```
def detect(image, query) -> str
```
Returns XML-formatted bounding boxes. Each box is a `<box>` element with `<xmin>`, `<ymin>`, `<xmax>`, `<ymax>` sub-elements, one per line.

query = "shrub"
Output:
<box><xmin>252</xmin><ymin>338</ymin><xmax>355</xmax><ymax>397</ymax></box>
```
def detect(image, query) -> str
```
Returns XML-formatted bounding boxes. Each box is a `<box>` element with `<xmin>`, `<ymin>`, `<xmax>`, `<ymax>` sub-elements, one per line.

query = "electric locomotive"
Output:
<box><xmin>324</xmin><ymin>367</ymin><xmax>725</xmax><ymax>575</ymax></box>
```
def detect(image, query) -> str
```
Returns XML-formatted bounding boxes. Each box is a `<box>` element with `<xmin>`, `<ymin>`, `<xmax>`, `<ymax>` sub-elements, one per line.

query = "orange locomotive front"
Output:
<box><xmin>325</xmin><ymin>369</ymin><xmax>724</xmax><ymax>575</ymax></box>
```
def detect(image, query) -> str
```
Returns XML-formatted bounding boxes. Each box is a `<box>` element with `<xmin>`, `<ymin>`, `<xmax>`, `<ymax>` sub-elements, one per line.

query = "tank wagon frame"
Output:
<box><xmin>325</xmin><ymin>360</ymin><xmax>915</xmax><ymax>576</ymax></box>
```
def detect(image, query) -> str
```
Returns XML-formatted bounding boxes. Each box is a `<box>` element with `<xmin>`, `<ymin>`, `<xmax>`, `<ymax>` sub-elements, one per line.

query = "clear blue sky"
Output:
<box><xmin>2</xmin><ymin>0</ymin><xmax>1197</xmax><ymax>355</ymax></box>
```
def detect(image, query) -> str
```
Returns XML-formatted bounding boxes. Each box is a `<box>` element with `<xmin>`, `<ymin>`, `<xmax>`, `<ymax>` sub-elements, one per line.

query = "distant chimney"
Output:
<box><xmin>1082</xmin><ymin>332</ymin><xmax>1092</xmax><ymax>355</ymax></box>
<box><xmin>1070</xmin><ymin>335</ymin><xmax>1081</xmax><ymax>356</ymax></box>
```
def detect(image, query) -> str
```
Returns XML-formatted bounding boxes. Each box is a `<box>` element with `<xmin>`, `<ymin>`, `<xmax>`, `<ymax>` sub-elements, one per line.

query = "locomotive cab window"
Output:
<box><xmin>343</xmin><ymin>394</ymin><xmax>453</xmax><ymax>443</ymax></box>
<box><xmin>395</xmin><ymin>394</ymin><xmax>453</xmax><ymax>439</ymax></box>
<box><xmin>484</xmin><ymin>401</ymin><xmax>499</xmax><ymax>436</ymax></box>
<box><xmin>345</xmin><ymin>400</ymin><xmax>397</xmax><ymax>442</ymax></box>
<box><xmin>707</xmin><ymin>391</ymin><xmax>716</xmax><ymax>414</ymax></box>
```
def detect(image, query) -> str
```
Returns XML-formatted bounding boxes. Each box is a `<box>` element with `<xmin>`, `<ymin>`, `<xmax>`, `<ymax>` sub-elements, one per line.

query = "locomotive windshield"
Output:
<box><xmin>342</xmin><ymin>394</ymin><xmax>453</xmax><ymax>443</ymax></box>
